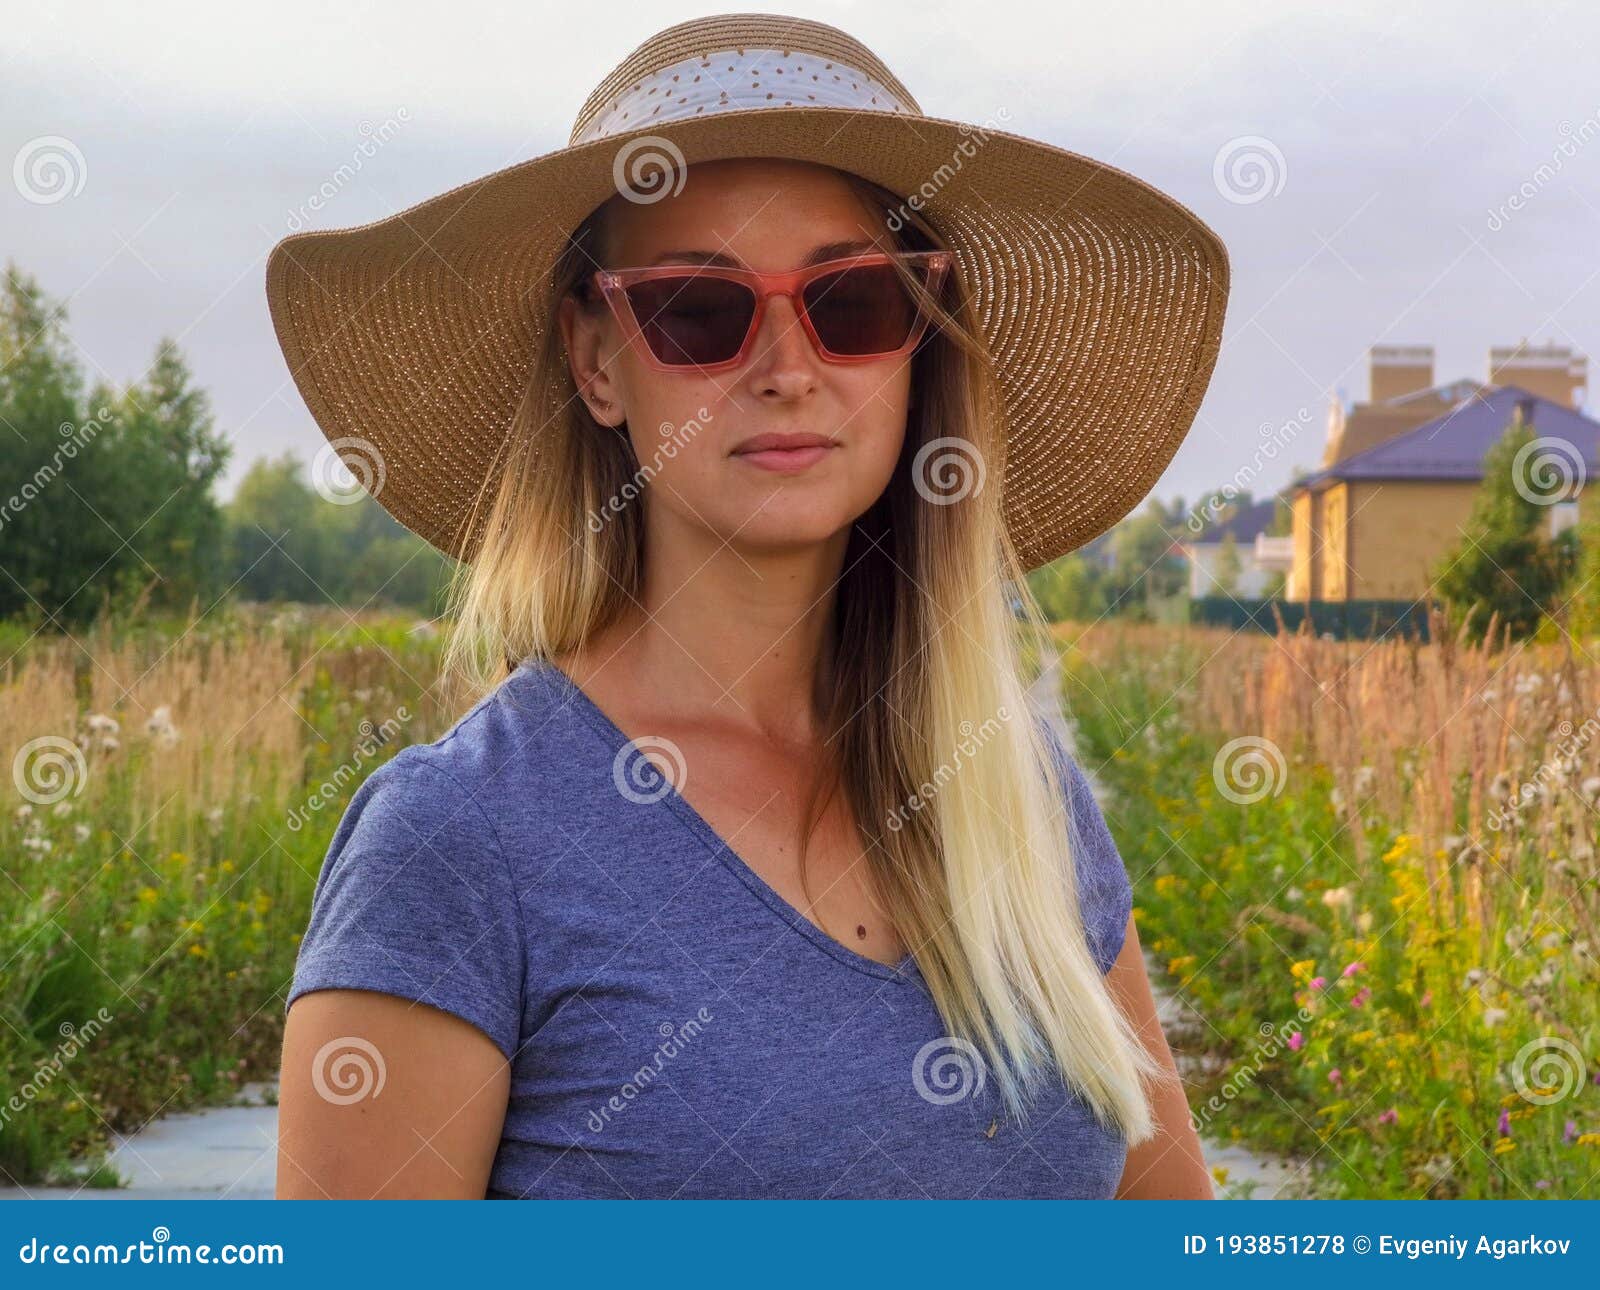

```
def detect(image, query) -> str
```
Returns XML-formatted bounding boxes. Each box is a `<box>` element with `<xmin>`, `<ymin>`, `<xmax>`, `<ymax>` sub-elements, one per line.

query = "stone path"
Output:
<box><xmin>1029</xmin><ymin>655</ymin><xmax>1307</xmax><ymax>1199</ymax></box>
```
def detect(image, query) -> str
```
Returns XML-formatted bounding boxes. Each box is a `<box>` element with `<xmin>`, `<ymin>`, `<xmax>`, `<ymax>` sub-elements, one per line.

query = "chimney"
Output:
<box><xmin>1369</xmin><ymin>344</ymin><xmax>1434</xmax><ymax>404</ymax></box>
<box><xmin>1513</xmin><ymin>396</ymin><xmax>1536</xmax><ymax>427</ymax></box>
<box><xmin>1490</xmin><ymin>339</ymin><xmax>1587</xmax><ymax>409</ymax></box>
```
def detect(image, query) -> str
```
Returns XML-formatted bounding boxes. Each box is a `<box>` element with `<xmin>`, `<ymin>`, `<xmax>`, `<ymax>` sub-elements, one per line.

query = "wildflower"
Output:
<box><xmin>1342</xmin><ymin>961</ymin><xmax>1364</xmax><ymax>977</ymax></box>
<box><xmin>1419</xmin><ymin>990</ymin><xmax>1432</xmax><ymax>1007</ymax></box>
<box><xmin>1288</xmin><ymin>1031</ymin><xmax>1304</xmax><ymax>1052</ymax></box>
<box><xmin>1498</xmin><ymin>1108</ymin><xmax>1512</xmax><ymax>1136</ymax></box>
<box><xmin>1322</xmin><ymin>887</ymin><xmax>1353</xmax><ymax>911</ymax></box>
<box><xmin>1328</xmin><ymin>1068</ymin><xmax>1342</xmax><ymax>1087</ymax></box>
<box><xmin>1211</xmin><ymin>1165</ymin><xmax>1230</xmax><ymax>1186</ymax></box>
<box><xmin>1493</xmin><ymin>1139</ymin><xmax>1517</xmax><ymax>1154</ymax></box>
<box><xmin>85</xmin><ymin>713</ymin><xmax>119</xmax><ymax>736</ymax></box>
<box><xmin>1536</xmin><ymin>1180</ymin><xmax>1552</xmax><ymax>1190</ymax></box>
<box><xmin>1309</xmin><ymin>976</ymin><xmax>1327</xmax><ymax>991</ymax></box>
<box><xmin>144</xmin><ymin>705</ymin><xmax>180</xmax><ymax>746</ymax></box>
<box><xmin>1351</xmin><ymin>986</ymin><xmax>1371</xmax><ymax>1008</ymax></box>
<box><xmin>1482</xmin><ymin>1007</ymin><xmax>1508</xmax><ymax>1027</ymax></box>
<box><xmin>1378</xmin><ymin>1107</ymin><xmax>1398</xmax><ymax>1125</ymax></box>
<box><xmin>1578</xmin><ymin>1133</ymin><xmax>1600</xmax><ymax>1147</ymax></box>
<box><xmin>1290</xmin><ymin>959</ymin><xmax>1317</xmax><ymax>983</ymax></box>
<box><xmin>187</xmin><ymin>942</ymin><xmax>206</xmax><ymax>958</ymax></box>
<box><xmin>136</xmin><ymin>887</ymin><xmax>158</xmax><ymax>905</ymax></box>
<box><xmin>1353</xmin><ymin>765</ymin><xmax>1376</xmax><ymax>796</ymax></box>
<box><xmin>1564</xmin><ymin>1120</ymin><xmax>1578</xmax><ymax>1144</ymax></box>
<box><xmin>1463</xmin><ymin>968</ymin><xmax>1486</xmax><ymax>988</ymax></box>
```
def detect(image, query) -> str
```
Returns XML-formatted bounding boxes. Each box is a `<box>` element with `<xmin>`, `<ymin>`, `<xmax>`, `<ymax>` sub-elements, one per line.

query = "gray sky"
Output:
<box><xmin>4</xmin><ymin>0</ymin><xmax>1599</xmax><ymax>512</ymax></box>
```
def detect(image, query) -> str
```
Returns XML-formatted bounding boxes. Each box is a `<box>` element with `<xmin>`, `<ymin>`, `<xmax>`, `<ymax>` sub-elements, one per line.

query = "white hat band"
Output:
<box><xmin>572</xmin><ymin>46</ymin><xmax>911</xmax><ymax>145</ymax></box>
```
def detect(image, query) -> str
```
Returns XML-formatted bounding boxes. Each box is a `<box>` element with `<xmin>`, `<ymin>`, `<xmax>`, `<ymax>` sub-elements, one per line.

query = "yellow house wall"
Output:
<box><xmin>1338</xmin><ymin>480</ymin><xmax>1484</xmax><ymax>601</ymax></box>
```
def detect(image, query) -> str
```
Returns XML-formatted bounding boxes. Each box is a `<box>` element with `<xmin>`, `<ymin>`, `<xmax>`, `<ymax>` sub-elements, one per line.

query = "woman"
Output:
<box><xmin>270</xmin><ymin>13</ymin><xmax>1228</xmax><ymax>1199</ymax></box>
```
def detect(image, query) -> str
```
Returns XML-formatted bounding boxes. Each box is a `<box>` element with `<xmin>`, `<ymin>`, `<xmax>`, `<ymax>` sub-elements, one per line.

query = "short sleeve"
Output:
<box><xmin>1040</xmin><ymin>719</ymin><xmax>1134</xmax><ymax>974</ymax></box>
<box><xmin>285</xmin><ymin>749</ymin><xmax>525</xmax><ymax>1060</ymax></box>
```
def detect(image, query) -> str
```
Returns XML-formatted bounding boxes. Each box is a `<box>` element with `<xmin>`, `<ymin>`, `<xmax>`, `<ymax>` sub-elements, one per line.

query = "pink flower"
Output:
<box><xmin>1328</xmin><ymin>1068</ymin><xmax>1343</xmax><ymax>1087</ymax></box>
<box><xmin>1419</xmin><ymin>990</ymin><xmax>1432</xmax><ymax>1007</ymax></box>
<box><xmin>1497</xmin><ymin>1109</ymin><xmax>1512</xmax><ymax>1137</ymax></box>
<box><xmin>1309</xmin><ymin>976</ymin><xmax>1327</xmax><ymax>991</ymax></box>
<box><xmin>1378</xmin><ymin>1107</ymin><xmax>1397</xmax><ymax>1125</ymax></box>
<box><xmin>1341</xmin><ymin>961</ymin><xmax>1364</xmax><ymax>978</ymax></box>
<box><xmin>1565</xmin><ymin>1120</ymin><xmax>1579</xmax><ymax>1144</ymax></box>
<box><xmin>1536</xmin><ymin>1180</ymin><xmax>1552</xmax><ymax>1190</ymax></box>
<box><xmin>1288</xmin><ymin>1031</ymin><xmax>1304</xmax><ymax>1051</ymax></box>
<box><xmin>1351</xmin><ymin>986</ymin><xmax>1372</xmax><ymax>1008</ymax></box>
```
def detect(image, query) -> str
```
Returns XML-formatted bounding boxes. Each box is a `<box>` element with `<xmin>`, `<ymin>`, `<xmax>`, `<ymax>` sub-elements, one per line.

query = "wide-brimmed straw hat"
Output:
<box><xmin>264</xmin><ymin>11</ymin><xmax>1229</xmax><ymax>572</ymax></box>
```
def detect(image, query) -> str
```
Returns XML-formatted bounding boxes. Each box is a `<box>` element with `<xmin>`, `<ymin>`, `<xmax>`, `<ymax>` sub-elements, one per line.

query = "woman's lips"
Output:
<box><xmin>732</xmin><ymin>444</ymin><xmax>835</xmax><ymax>472</ymax></box>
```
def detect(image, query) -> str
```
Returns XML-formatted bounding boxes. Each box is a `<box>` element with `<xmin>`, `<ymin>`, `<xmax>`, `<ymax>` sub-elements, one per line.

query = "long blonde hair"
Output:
<box><xmin>440</xmin><ymin>167</ymin><xmax>1165</xmax><ymax>1140</ymax></box>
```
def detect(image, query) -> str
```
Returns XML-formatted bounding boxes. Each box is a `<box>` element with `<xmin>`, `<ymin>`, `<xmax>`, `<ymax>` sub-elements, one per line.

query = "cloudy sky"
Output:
<box><xmin>4</xmin><ymin>0</ymin><xmax>1598</xmax><ymax>514</ymax></box>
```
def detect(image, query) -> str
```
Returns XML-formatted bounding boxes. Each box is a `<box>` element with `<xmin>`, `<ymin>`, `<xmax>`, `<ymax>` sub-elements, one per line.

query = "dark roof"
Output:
<box><xmin>1189</xmin><ymin>496</ymin><xmax>1279</xmax><ymax>545</ymax></box>
<box><xmin>1294</xmin><ymin>385</ymin><xmax>1599</xmax><ymax>490</ymax></box>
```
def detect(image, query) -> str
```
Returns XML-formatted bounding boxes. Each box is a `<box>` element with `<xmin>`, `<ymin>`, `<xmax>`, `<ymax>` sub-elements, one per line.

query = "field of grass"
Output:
<box><xmin>1056</xmin><ymin>618</ymin><xmax>1600</xmax><ymax>1198</ymax></box>
<box><xmin>0</xmin><ymin>607</ymin><xmax>450</xmax><ymax>1186</ymax></box>
<box><xmin>5</xmin><ymin>605</ymin><xmax>1598</xmax><ymax>1196</ymax></box>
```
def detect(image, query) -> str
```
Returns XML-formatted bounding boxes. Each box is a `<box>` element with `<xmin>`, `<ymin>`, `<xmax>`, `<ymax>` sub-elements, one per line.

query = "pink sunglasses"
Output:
<box><xmin>589</xmin><ymin>250</ymin><xmax>952</xmax><ymax>373</ymax></box>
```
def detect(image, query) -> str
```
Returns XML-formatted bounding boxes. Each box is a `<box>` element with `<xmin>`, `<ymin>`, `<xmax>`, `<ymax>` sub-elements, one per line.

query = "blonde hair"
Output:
<box><xmin>440</xmin><ymin>165</ymin><xmax>1165</xmax><ymax>1140</ymax></box>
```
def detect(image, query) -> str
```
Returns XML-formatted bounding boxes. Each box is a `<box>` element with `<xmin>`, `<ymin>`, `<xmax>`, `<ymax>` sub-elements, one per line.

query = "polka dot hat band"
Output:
<box><xmin>265</xmin><ymin>11</ymin><xmax>1231</xmax><ymax>571</ymax></box>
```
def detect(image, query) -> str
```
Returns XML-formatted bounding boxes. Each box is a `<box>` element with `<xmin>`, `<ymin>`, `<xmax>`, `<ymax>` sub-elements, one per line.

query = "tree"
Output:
<box><xmin>1433</xmin><ymin>418</ymin><xmax>1577</xmax><ymax>643</ymax></box>
<box><xmin>0</xmin><ymin>266</ymin><xmax>229</xmax><ymax>624</ymax></box>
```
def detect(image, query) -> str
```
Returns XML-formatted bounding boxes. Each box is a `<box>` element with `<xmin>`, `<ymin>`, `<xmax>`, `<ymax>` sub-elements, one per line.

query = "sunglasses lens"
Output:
<box><xmin>623</xmin><ymin>275</ymin><xmax>756</xmax><ymax>366</ymax></box>
<box><xmin>802</xmin><ymin>261</ymin><xmax>927</xmax><ymax>357</ymax></box>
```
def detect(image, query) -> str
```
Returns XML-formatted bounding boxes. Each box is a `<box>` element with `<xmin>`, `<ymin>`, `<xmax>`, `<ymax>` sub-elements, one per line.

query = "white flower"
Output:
<box><xmin>1321</xmin><ymin>886</ymin><xmax>1353</xmax><ymax>910</ymax></box>
<box><xmin>144</xmin><ymin>705</ymin><xmax>180</xmax><ymax>746</ymax></box>
<box><xmin>85</xmin><ymin>712</ymin><xmax>119</xmax><ymax>736</ymax></box>
<box><xmin>1482</xmin><ymin>1007</ymin><xmax>1508</xmax><ymax>1027</ymax></box>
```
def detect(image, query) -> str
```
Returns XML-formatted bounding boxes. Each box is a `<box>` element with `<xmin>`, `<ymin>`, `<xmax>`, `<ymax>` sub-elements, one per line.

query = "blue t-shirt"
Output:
<box><xmin>286</xmin><ymin>659</ymin><xmax>1135</xmax><ymax>1198</ymax></box>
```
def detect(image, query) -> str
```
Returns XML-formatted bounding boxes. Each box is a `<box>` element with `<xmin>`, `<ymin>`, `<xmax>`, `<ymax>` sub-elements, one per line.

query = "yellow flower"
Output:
<box><xmin>1290</xmin><ymin>959</ymin><xmax>1317</xmax><ymax>984</ymax></box>
<box><xmin>1493</xmin><ymin>1138</ymin><xmax>1516</xmax><ymax>1155</ymax></box>
<box><xmin>1211</xmin><ymin>1165</ymin><xmax>1230</xmax><ymax>1185</ymax></box>
<box><xmin>1154</xmin><ymin>874</ymin><xmax>1182</xmax><ymax>897</ymax></box>
<box><xmin>137</xmin><ymin>887</ymin><xmax>158</xmax><ymax>905</ymax></box>
<box><xmin>1576</xmin><ymin>1133</ymin><xmax>1600</xmax><ymax>1147</ymax></box>
<box><xmin>187</xmin><ymin>942</ymin><xmax>206</xmax><ymax>958</ymax></box>
<box><xmin>1167</xmin><ymin>955</ymin><xmax>1198</xmax><ymax>976</ymax></box>
<box><xmin>219</xmin><ymin>859</ymin><xmax>235</xmax><ymax>874</ymax></box>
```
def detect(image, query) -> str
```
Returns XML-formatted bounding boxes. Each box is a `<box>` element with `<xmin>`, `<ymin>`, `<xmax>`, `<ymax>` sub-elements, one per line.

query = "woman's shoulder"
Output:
<box><xmin>360</xmin><ymin>659</ymin><xmax>602</xmax><ymax>814</ymax></box>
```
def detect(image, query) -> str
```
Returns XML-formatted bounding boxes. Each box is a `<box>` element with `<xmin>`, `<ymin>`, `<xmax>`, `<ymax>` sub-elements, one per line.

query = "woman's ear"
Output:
<box><xmin>558</xmin><ymin>292</ymin><xmax>627</xmax><ymax>427</ymax></box>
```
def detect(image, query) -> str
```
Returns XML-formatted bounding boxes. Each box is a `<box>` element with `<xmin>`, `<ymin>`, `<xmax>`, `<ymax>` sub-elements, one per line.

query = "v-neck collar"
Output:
<box><xmin>513</xmin><ymin>658</ymin><xmax>919</xmax><ymax>985</ymax></box>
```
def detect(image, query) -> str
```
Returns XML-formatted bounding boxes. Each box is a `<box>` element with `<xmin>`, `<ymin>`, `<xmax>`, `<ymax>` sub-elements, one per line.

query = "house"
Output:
<box><xmin>1286</xmin><ymin>344</ymin><xmax>1600</xmax><ymax>604</ymax></box>
<box><xmin>1181</xmin><ymin>497</ymin><xmax>1291</xmax><ymax>597</ymax></box>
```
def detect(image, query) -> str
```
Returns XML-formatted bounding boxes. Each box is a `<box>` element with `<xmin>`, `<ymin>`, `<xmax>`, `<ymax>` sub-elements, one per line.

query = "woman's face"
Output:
<box><xmin>561</xmin><ymin>158</ymin><xmax>914</xmax><ymax>558</ymax></box>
